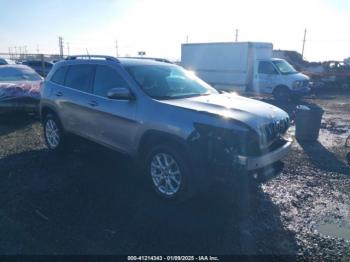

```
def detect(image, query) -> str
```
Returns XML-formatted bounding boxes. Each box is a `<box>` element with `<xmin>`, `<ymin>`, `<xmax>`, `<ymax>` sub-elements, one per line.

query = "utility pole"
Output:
<box><xmin>235</xmin><ymin>29</ymin><xmax>239</xmax><ymax>42</ymax></box>
<box><xmin>37</xmin><ymin>44</ymin><xmax>40</xmax><ymax>54</ymax></box>
<box><xmin>58</xmin><ymin>36</ymin><xmax>64</xmax><ymax>57</ymax></box>
<box><xmin>301</xmin><ymin>28</ymin><xmax>307</xmax><ymax>60</ymax></box>
<box><xmin>67</xmin><ymin>42</ymin><xmax>70</xmax><ymax>56</ymax></box>
<box><xmin>115</xmin><ymin>40</ymin><xmax>119</xmax><ymax>57</ymax></box>
<box><xmin>24</xmin><ymin>46</ymin><xmax>28</xmax><ymax>56</ymax></box>
<box><xmin>186</xmin><ymin>35</ymin><xmax>189</xmax><ymax>44</ymax></box>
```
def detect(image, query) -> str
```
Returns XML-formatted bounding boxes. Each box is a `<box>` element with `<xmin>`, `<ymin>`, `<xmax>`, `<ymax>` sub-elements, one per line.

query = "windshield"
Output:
<box><xmin>272</xmin><ymin>60</ymin><xmax>298</xmax><ymax>75</ymax></box>
<box><xmin>126</xmin><ymin>65</ymin><xmax>218</xmax><ymax>99</ymax></box>
<box><xmin>0</xmin><ymin>67</ymin><xmax>42</xmax><ymax>82</ymax></box>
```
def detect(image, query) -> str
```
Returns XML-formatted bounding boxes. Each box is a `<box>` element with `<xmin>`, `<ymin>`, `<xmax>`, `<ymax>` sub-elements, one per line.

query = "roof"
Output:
<box><xmin>0</xmin><ymin>64</ymin><xmax>38</xmax><ymax>74</ymax></box>
<box><xmin>59</xmin><ymin>56</ymin><xmax>174</xmax><ymax>67</ymax></box>
<box><xmin>182</xmin><ymin>41</ymin><xmax>273</xmax><ymax>47</ymax></box>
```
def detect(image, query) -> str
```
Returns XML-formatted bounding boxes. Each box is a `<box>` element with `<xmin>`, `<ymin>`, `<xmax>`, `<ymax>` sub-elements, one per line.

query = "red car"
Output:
<box><xmin>0</xmin><ymin>65</ymin><xmax>43</xmax><ymax>113</ymax></box>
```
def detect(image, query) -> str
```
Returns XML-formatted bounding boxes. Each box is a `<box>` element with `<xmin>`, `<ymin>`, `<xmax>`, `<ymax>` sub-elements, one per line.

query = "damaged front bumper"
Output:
<box><xmin>237</xmin><ymin>139</ymin><xmax>292</xmax><ymax>171</ymax></box>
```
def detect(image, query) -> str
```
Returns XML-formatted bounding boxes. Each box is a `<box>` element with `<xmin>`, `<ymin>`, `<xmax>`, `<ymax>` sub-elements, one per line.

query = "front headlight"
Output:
<box><xmin>293</xmin><ymin>80</ymin><xmax>302</xmax><ymax>89</ymax></box>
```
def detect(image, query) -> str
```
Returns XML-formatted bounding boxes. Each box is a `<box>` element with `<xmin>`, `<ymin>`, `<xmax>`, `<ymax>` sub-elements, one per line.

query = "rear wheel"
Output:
<box><xmin>43</xmin><ymin>113</ymin><xmax>67</xmax><ymax>152</ymax></box>
<box><xmin>144</xmin><ymin>144</ymin><xmax>195</xmax><ymax>202</ymax></box>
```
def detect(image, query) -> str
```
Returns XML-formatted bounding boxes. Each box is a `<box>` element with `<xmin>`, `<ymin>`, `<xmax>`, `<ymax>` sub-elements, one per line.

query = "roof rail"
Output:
<box><xmin>121</xmin><ymin>57</ymin><xmax>173</xmax><ymax>64</ymax></box>
<box><xmin>65</xmin><ymin>55</ymin><xmax>120</xmax><ymax>63</ymax></box>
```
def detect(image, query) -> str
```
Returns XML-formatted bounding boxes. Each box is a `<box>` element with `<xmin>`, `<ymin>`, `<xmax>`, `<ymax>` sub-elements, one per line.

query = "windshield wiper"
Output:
<box><xmin>152</xmin><ymin>95</ymin><xmax>177</xmax><ymax>100</ymax></box>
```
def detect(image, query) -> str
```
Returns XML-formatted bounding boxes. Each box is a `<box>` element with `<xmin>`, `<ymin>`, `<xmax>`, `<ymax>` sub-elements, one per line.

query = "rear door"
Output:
<box><xmin>58</xmin><ymin>64</ymin><xmax>95</xmax><ymax>138</ymax></box>
<box><xmin>90</xmin><ymin>64</ymin><xmax>138</xmax><ymax>153</ymax></box>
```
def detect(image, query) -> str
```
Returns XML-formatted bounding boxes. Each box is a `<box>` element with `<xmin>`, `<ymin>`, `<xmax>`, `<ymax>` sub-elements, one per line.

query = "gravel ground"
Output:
<box><xmin>0</xmin><ymin>92</ymin><xmax>349</xmax><ymax>259</ymax></box>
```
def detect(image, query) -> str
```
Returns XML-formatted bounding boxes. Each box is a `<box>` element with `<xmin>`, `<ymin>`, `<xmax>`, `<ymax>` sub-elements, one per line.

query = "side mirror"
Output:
<box><xmin>107</xmin><ymin>87</ymin><xmax>135</xmax><ymax>100</ymax></box>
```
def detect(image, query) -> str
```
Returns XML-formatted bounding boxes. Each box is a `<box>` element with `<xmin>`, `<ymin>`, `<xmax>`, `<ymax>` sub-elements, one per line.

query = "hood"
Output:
<box><xmin>161</xmin><ymin>93</ymin><xmax>289</xmax><ymax>139</ymax></box>
<box><xmin>0</xmin><ymin>81</ymin><xmax>42</xmax><ymax>101</ymax></box>
<box><xmin>291</xmin><ymin>72</ymin><xmax>310</xmax><ymax>81</ymax></box>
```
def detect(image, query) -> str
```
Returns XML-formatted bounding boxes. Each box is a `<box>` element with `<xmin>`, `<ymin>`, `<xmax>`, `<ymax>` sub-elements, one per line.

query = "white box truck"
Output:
<box><xmin>181</xmin><ymin>42</ymin><xmax>310</xmax><ymax>100</ymax></box>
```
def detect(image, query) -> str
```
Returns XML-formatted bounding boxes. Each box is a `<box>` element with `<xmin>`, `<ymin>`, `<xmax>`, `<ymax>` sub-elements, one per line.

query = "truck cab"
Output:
<box><xmin>253</xmin><ymin>58</ymin><xmax>310</xmax><ymax>100</ymax></box>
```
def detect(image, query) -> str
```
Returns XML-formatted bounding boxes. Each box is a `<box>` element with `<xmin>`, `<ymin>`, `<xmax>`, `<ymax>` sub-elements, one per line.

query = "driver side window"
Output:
<box><xmin>258</xmin><ymin>62</ymin><xmax>278</xmax><ymax>75</ymax></box>
<box><xmin>93</xmin><ymin>65</ymin><xmax>128</xmax><ymax>97</ymax></box>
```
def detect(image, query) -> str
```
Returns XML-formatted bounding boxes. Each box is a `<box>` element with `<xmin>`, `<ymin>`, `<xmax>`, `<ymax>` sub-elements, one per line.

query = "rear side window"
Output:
<box><xmin>51</xmin><ymin>66</ymin><xmax>68</xmax><ymax>85</ymax></box>
<box><xmin>65</xmin><ymin>65</ymin><xmax>94</xmax><ymax>93</ymax></box>
<box><xmin>93</xmin><ymin>65</ymin><xmax>127</xmax><ymax>97</ymax></box>
<box><xmin>258</xmin><ymin>62</ymin><xmax>278</xmax><ymax>74</ymax></box>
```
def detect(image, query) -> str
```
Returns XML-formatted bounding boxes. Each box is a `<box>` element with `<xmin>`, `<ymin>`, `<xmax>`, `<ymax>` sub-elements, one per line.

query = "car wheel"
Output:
<box><xmin>273</xmin><ymin>86</ymin><xmax>291</xmax><ymax>101</ymax></box>
<box><xmin>145</xmin><ymin>144</ymin><xmax>194</xmax><ymax>202</ymax></box>
<box><xmin>43</xmin><ymin>113</ymin><xmax>66</xmax><ymax>152</ymax></box>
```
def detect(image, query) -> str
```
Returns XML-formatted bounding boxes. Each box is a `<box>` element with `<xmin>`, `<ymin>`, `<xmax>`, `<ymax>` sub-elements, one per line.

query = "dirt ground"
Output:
<box><xmin>0</xmin><ymin>92</ymin><xmax>349</xmax><ymax>259</ymax></box>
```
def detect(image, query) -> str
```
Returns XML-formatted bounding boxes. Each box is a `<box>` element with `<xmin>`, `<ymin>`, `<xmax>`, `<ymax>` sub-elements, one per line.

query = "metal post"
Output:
<box><xmin>301</xmin><ymin>28</ymin><xmax>307</xmax><ymax>59</ymax></box>
<box><xmin>115</xmin><ymin>40</ymin><xmax>119</xmax><ymax>57</ymax></box>
<box><xmin>58</xmin><ymin>36</ymin><xmax>64</xmax><ymax>57</ymax></box>
<box><xmin>41</xmin><ymin>54</ymin><xmax>46</xmax><ymax>76</ymax></box>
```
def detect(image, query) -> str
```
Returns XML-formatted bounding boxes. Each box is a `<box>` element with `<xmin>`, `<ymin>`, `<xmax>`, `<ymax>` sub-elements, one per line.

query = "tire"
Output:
<box><xmin>144</xmin><ymin>143</ymin><xmax>195</xmax><ymax>202</ymax></box>
<box><xmin>273</xmin><ymin>86</ymin><xmax>291</xmax><ymax>101</ymax></box>
<box><xmin>43</xmin><ymin>113</ymin><xmax>67</xmax><ymax>152</ymax></box>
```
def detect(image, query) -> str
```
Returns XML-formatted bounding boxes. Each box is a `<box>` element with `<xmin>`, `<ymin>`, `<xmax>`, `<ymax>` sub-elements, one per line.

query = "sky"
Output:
<box><xmin>0</xmin><ymin>0</ymin><xmax>349</xmax><ymax>62</ymax></box>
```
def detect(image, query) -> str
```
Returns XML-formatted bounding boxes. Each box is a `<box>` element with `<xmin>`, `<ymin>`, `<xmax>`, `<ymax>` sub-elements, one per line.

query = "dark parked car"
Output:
<box><xmin>40</xmin><ymin>55</ymin><xmax>291</xmax><ymax>201</ymax></box>
<box><xmin>0</xmin><ymin>65</ymin><xmax>43</xmax><ymax>113</ymax></box>
<box><xmin>0</xmin><ymin>58</ymin><xmax>16</xmax><ymax>65</ymax></box>
<box><xmin>22</xmin><ymin>60</ymin><xmax>53</xmax><ymax>76</ymax></box>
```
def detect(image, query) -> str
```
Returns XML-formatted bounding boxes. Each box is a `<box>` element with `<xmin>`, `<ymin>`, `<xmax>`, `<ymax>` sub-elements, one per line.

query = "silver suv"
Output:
<box><xmin>40</xmin><ymin>55</ymin><xmax>291</xmax><ymax>201</ymax></box>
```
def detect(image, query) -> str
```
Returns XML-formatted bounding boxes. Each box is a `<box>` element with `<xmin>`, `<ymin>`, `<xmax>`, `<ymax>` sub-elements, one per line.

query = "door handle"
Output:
<box><xmin>88</xmin><ymin>101</ymin><xmax>99</xmax><ymax>107</ymax></box>
<box><xmin>55</xmin><ymin>91</ymin><xmax>63</xmax><ymax>97</ymax></box>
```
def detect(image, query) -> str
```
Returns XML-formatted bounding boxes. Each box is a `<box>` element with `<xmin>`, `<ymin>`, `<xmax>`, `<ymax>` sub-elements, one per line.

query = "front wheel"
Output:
<box><xmin>273</xmin><ymin>86</ymin><xmax>291</xmax><ymax>101</ymax></box>
<box><xmin>43</xmin><ymin>113</ymin><xmax>67</xmax><ymax>152</ymax></box>
<box><xmin>145</xmin><ymin>144</ymin><xmax>195</xmax><ymax>202</ymax></box>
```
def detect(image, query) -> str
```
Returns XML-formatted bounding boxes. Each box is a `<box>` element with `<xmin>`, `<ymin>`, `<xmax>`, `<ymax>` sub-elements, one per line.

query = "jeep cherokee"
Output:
<box><xmin>40</xmin><ymin>55</ymin><xmax>291</xmax><ymax>201</ymax></box>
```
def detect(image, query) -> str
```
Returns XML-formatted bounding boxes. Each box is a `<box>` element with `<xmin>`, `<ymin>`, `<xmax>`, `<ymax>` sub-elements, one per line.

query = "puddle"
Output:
<box><xmin>317</xmin><ymin>220</ymin><xmax>350</xmax><ymax>241</ymax></box>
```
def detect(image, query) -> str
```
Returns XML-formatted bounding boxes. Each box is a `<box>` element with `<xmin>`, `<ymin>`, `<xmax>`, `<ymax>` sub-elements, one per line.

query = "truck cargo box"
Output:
<box><xmin>181</xmin><ymin>42</ymin><xmax>273</xmax><ymax>91</ymax></box>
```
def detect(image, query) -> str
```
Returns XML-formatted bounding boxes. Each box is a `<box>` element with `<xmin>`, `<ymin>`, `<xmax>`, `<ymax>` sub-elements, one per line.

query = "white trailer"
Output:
<box><xmin>181</xmin><ymin>42</ymin><xmax>310</xmax><ymax>99</ymax></box>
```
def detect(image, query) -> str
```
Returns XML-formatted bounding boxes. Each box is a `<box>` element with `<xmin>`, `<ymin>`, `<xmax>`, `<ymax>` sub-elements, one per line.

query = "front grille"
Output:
<box><xmin>262</xmin><ymin>117</ymin><xmax>290</xmax><ymax>142</ymax></box>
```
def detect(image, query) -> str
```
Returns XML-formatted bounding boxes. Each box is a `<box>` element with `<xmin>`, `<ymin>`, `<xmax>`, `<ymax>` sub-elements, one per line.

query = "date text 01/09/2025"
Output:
<box><xmin>127</xmin><ymin>256</ymin><xmax>220</xmax><ymax>261</ymax></box>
